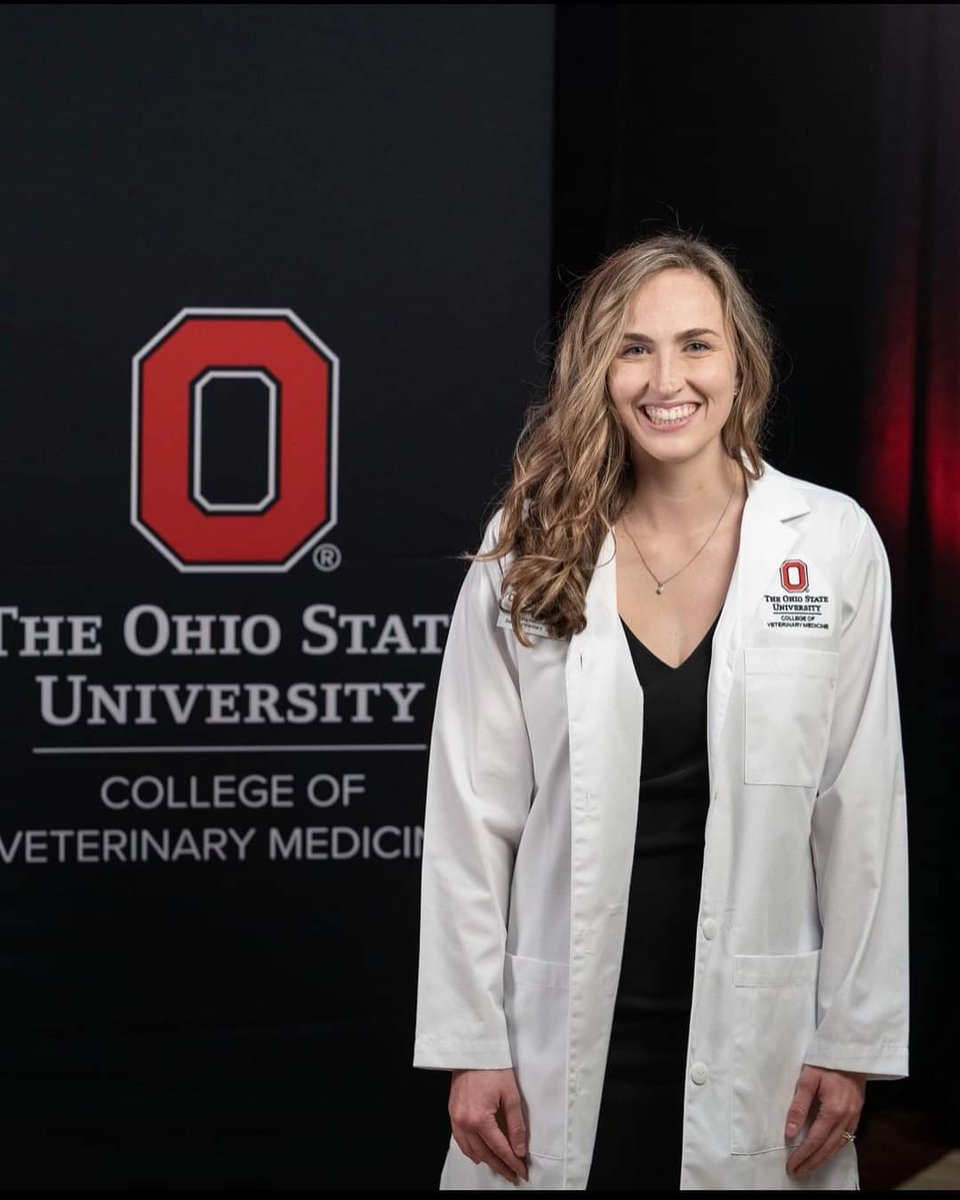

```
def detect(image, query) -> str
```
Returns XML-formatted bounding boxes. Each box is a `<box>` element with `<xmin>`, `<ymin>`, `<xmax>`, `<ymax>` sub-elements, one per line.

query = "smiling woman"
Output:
<box><xmin>611</xmin><ymin>276</ymin><xmax>736</xmax><ymax>449</ymax></box>
<box><xmin>414</xmin><ymin>232</ymin><xmax>908</xmax><ymax>1191</ymax></box>
<box><xmin>471</xmin><ymin>237</ymin><xmax>773</xmax><ymax>655</ymax></box>
<box><xmin>607</xmin><ymin>268</ymin><xmax>747</xmax><ymax>655</ymax></box>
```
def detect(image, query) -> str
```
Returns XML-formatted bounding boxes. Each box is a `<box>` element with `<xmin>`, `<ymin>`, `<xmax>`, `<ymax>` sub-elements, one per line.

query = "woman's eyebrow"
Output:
<box><xmin>622</xmin><ymin>327</ymin><xmax>720</xmax><ymax>342</ymax></box>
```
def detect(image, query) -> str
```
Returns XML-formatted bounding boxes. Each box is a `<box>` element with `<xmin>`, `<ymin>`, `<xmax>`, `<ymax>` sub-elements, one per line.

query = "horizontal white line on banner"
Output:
<box><xmin>32</xmin><ymin>744</ymin><xmax>428</xmax><ymax>754</ymax></box>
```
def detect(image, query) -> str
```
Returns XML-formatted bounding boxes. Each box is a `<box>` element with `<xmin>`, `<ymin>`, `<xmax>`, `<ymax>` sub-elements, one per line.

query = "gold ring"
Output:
<box><xmin>841</xmin><ymin>1130</ymin><xmax>856</xmax><ymax>1143</ymax></box>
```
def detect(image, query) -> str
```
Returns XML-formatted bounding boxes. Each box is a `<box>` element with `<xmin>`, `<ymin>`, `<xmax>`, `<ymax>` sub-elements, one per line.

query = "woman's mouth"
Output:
<box><xmin>640</xmin><ymin>402</ymin><xmax>701</xmax><ymax>431</ymax></box>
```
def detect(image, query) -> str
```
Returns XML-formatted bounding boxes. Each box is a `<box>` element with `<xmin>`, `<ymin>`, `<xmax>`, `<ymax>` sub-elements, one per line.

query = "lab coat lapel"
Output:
<box><xmin>567</xmin><ymin>524</ymin><xmax>643</xmax><ymax>907</ymax></box>
<box><xmin>707</xmin><ymin>461</ymin><xmax>812</xmax><ymax>775</ymax></box>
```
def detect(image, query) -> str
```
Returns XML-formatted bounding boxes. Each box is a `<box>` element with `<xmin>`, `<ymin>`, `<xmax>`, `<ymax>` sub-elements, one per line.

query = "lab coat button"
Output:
<box><xmin>691</xmin><ymin>1061</ymin><xmax>710</xmax><ymax>1086</ymax></box>
<box><xmin>701</xmin><ymin>918</ymin><xmax>718</xmax><ymax>941</ymax></box>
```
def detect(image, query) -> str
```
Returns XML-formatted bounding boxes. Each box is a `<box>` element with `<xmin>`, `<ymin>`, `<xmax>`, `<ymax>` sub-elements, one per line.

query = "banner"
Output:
<box><xmin>0</xmin><ymin>4</ymin><xmax>552</xmax><ymax>1186</ymax></box>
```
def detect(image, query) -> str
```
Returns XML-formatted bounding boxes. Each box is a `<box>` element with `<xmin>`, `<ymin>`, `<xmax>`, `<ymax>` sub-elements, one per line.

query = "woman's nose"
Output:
<box><xmin>652</xmin><ymin>360</ymin><xmax>683</xmax><ymax>396</ymax></box>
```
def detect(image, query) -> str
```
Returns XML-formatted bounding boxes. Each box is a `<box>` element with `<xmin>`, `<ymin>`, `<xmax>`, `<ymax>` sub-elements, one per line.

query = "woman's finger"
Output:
<box><xmin>461</xmin><ymin>1129</ymin><xmax>521</xmax><ymax>1184</ymax></box>
<box><xmin>784</xmin><ymin>1066</ymin><xmax>819</xmax><ymax>1139</ymax></box>
<box><xmin>787</xmin><ymin>1098</ymin><xmax>839</xmax><ymax>1177</ymax></box>
<box><xmin>478</xmin><ymin>1112</ymin><xmax>529</xmax><ymax>1182</ymax></box>
<box><xmin>792</xmin><ymin>1119</ymin><xmax>859</xmax><ymax>1180</ymax></box>
<box><xmin>786</xmin><ymin>1067</ymin><xmax>863</xmax><ymax>1179</ymax></box>
<box><xmin>499</xmin><ymin>1081</ymin><xmax>528</xmax><ymax>1160</ymax></box>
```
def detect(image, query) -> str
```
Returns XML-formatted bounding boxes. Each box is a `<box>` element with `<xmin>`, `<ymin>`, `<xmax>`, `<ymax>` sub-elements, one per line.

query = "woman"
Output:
<box><xmin>413</xmin><ymin>234</ymin><xmax>909</xmax><ymax>1190</ymax></box>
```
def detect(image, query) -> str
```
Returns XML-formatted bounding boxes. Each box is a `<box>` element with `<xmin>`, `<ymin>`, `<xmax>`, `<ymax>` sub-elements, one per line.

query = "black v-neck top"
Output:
<box><xmin>588</xmin><ymin>612</ymin><xmax>720</xmax><ymax>1190</ymax></box>
<box><xmin>607</xmin><ymin>610</ymin><xmax>719</xmax><ymax>1067</ymax></box>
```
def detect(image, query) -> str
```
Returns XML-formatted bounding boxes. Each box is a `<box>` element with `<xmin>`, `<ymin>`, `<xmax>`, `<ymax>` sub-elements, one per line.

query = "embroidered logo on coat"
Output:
<box><xmin>780</xmin><ymin>559</ymin><xmax>809</xmax><ymax>592</ymax></box>
<box><xmin>762</xmin><ymin>559</ymin><xmax>834</xmax><ymax>634</ymax></box>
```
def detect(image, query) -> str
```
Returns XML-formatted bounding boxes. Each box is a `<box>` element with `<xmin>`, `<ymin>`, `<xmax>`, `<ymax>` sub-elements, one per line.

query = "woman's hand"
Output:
<box><xmin>785</xmin><ymin>1064</ymin><xmax>867</xmax><ymax>1180</ymax></box>
<box><xmin>449</xmin><ymin>1067</ymin><xmax>529</xmax><ymax>1184</ymax></box>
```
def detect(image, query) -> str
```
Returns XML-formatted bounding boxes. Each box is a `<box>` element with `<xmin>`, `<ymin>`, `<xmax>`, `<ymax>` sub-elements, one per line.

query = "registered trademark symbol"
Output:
<box><xmin>313</xmin><ymin>542</ymin><xmax>342</xmax><ymax>572</ymax></box>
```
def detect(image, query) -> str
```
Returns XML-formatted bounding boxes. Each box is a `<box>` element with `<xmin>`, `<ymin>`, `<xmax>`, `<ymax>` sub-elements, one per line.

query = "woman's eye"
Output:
<box><xmin>622</xmin><ymin>341</ymin><xmax>711</xmax><ymax>357</ymax></box>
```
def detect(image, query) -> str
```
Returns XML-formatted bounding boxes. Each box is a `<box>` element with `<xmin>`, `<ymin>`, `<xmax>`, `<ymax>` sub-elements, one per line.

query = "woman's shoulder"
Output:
<box><xmin>463</xmin><ymin>506</ymin><xmax>513</xmax><ymax>594</ymax></box>
<box><xmin>760</xmin><ymin>457</ymin><xmax>861</xmax><ymax>512</ymax></box>
<box><xmin>476</xmin><ymin>502</ymin><xmax>526</xmax><ymax>562</ymax></box>
<box><xmin>478</xmin><ymin>505</ymin><xmax>506</xmax><ymax>552</ymax></box>
<box><xmin>758</xmin><ymin>458</ymin><xmax>877</xmax><ymax>552</ymax></box>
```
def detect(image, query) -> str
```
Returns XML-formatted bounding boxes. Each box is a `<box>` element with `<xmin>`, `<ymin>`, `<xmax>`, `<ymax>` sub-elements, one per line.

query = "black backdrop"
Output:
<box><xmin>555</xmin><ymin>3</ymin><xmax>885</xmax><ymax>489</ymax></box>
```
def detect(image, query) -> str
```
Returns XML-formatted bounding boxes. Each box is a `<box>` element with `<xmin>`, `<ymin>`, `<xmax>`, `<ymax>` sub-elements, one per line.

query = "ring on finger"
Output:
<box><xmin>796</xmin><ymin>1131</ymin><xmax>854</xmax><ymax>1176</ymax></box>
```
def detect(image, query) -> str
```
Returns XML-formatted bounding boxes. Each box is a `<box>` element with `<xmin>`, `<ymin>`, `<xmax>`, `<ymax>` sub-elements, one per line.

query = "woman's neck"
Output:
<box><xmin>623</xmin><ymin>446</ymin><xmax>745</xmax><ymax>536</ymax></box>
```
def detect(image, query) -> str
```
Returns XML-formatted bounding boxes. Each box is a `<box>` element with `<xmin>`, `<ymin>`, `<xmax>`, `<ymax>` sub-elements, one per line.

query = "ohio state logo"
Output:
<box><xmin>780</xmin><ymin>559</ymin><xmax>809</xmax><ymax>593</ymax></box>
<box><xmin>131</xmin><ymin>309</ymin><xmax>338</xmax><ymax>572</ymax></box>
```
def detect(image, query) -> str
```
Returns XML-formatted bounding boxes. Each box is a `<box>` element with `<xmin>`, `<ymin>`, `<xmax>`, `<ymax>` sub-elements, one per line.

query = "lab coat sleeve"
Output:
<box><xmin>803</xmin><ymin>505</ymin><xmax>909</xmax><ymax>1080</ymax></box>
<box><xmin>413</xmin><ymin>514</ymin><xmax>534</xmax><ymax>1070</ymax></box>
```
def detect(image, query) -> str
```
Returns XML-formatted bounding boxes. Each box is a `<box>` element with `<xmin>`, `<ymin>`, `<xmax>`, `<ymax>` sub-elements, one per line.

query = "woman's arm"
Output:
<box><xmin>413</xmin><ymin>513</ymin><xmax>534</xmax><ymax>1071</ymax></box>
<box><xmin>802</xmin><ymin>505</ymin><xmax>909</xmax><ymax>1080</ymax></box>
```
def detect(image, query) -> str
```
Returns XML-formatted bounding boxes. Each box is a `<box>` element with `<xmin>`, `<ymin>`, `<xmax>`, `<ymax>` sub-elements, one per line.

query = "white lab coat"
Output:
<box><xmin>414</xmin><ymin>457</ymin><xmax>909</xmax><ymax>1190</ymax></box>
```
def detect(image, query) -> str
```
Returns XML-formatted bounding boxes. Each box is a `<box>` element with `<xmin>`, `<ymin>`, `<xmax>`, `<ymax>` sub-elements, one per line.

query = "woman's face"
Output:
<box><xmin>606</xmin><ymin>268</ymin><xmax>739</xmax><ymax>470</ymax></box>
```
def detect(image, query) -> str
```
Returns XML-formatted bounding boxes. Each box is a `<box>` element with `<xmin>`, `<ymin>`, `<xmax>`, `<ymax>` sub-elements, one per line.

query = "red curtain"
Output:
<box><xmin>863</xmin><ymin>5</ymin><xmax>960</xmax><ymax>643</ymax></box>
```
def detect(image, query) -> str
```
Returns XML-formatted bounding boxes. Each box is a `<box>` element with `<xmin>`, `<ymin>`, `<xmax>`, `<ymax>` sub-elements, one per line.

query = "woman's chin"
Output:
<box><xmin>629</xmin><ymin>429</ymin><xmax>724</xmax><ymax>468</ymax></box>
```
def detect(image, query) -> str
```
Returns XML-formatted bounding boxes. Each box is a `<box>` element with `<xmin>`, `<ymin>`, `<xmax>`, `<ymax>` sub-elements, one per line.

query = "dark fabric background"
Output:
<box><xmin>0</xmin><ymin>4</ymin><xmax>552</xmax><ymax>1187</ymax></box>
<box><xmin>555</xmin><ymin>0</ymin><xmax>956</xmax><ymax>1152</ymax></box>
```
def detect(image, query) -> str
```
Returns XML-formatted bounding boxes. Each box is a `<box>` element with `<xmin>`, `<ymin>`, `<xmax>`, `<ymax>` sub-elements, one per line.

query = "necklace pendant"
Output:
<box><xmin>656</xmin><ymin>583</ymin><xmax>665</xmax><ymax>595</ymax></box>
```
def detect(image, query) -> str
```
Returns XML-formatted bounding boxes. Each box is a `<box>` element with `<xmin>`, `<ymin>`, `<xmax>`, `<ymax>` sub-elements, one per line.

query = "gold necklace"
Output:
<box><xmin>620</xmin><ymin>469</ymin><xmax>739</xmax><ymax>595</ymax></box>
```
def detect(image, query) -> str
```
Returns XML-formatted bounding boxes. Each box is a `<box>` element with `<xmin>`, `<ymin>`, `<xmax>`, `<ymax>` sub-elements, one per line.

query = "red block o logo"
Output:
<box><xmin>780</xmin><ymin>559</ymin><xmax>809</xmax><ymax>592</ymax></box>
<box><xmin>132</xmin><ymin>309</ymin><xmax>338</xmax><ymax>571</ymax></box>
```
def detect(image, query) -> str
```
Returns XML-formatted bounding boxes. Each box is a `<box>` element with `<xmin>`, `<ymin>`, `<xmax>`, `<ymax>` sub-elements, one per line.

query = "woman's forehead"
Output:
<box><xmin>623</xmin><ymin>270</ymin><xmax>725</xmax><ymax>329</ymax></box>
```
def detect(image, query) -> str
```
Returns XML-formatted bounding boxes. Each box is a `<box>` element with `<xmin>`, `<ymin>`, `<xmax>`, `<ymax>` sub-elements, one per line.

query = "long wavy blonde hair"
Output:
<box><xmin>478</xmin><ymin>232</ymin><xmax>776</xmax><ymax>646</ymax></box>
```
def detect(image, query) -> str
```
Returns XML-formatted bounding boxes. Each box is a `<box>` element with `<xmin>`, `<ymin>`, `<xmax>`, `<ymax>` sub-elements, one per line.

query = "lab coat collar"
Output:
<box><xmin>704</xmin><ymin>458</ymin><xmax>811</xmax><ymax>768</ymax></box>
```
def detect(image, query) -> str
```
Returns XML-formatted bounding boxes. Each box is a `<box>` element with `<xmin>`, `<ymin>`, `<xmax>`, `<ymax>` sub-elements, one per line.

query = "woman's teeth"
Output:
<box><xmin>642</xmin><ymin>403</ymin><xmax>700</xmax><ymax>426</ymax></box>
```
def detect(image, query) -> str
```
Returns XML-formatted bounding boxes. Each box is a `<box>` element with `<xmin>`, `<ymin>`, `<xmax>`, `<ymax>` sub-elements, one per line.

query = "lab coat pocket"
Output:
<box><xmin>731</xmin><ymin>948</ymin><xmax>821</xmax><ymax>1155</ymax></box>
<box><xmin>503</xmin><ymin>952</ymin><xmax>569</xmax><ymax>1161</ymax></box>
<box><xmin>440</xmin><ymin>1136</ymin><xmax>567</xmax><ymax>1189</ymax></box>
<box><xmin>743</xmin><ymin>648</ymin><xmax>839</xmax><ymax>786</ymax></box>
